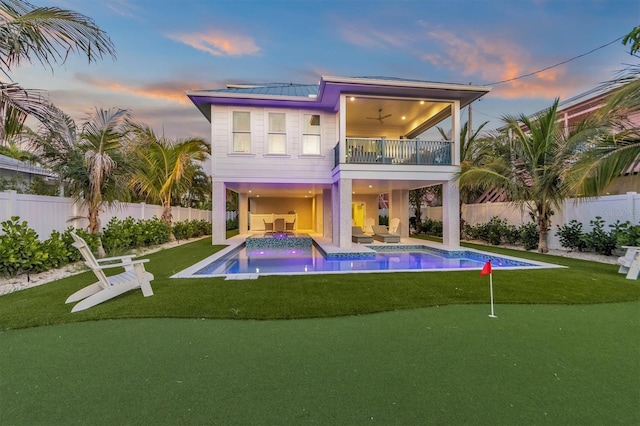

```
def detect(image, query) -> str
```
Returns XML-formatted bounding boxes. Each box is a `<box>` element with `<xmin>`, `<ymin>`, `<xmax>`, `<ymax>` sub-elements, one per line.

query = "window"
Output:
<box><xmin>232</xmin><ymin>111</ymin><xmax>251</xmax><ymax>153</ymax></box>
<box><xmin>302</xmin><ymin>114</ymin><xmax>320</xmax><ymax>155</ymax></box>
<box><xmin>267</xmin><ymin>112</ymin><xmax>286</xmax><ymax>154</ymax></box>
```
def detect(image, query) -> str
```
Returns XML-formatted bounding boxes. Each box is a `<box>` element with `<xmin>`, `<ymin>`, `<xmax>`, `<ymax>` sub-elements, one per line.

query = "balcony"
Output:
<box><xmin>334</xmin><ymin>138</ymin><xmax>453</xmax><ymax>168</ymax></box>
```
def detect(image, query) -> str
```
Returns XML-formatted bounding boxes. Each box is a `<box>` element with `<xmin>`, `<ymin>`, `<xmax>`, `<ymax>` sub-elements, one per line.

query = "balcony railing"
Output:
<box><xmin>334</xmin><ymin>138</ymin><xmax>452</xmax><ymax>168</ymax></box>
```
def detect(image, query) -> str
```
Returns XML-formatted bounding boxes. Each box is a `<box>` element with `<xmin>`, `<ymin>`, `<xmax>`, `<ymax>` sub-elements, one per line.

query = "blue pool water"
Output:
<box><xmin>194</xmin><ymin>244</ymin><xmax>539</xmax><ymax>276</ymax></box>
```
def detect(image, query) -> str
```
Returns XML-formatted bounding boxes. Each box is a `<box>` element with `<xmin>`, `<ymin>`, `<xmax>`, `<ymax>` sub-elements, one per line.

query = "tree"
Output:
<box><xmin>34</xmin><ymin>107</ymin><xmax>135</xmax><ymax>255</ymax></box>
<box><xmin>0</xmin><ymin>0</ymin><xmax>116</xmax><ymax>132</ymax></box>
<box><xmin>460</xmin><ymin>99</ymin><xmax>600</xmax><ymax>253</ymax></box>
<box><xmin>129</xmin><ymin>125</ymin><xmax>210</xmax><ymax>229</ymax></box>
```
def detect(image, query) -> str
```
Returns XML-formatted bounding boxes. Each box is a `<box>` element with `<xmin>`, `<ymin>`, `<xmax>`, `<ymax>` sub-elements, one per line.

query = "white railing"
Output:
<box><xmin>0</xmin><ymin>190</ymin><xmax>213</xmax><ymax>240</ymax></box>
<box><xmin>343</xmin><ymin>138</ymin><xmax>452</xmax><ymax>165</ymax></box>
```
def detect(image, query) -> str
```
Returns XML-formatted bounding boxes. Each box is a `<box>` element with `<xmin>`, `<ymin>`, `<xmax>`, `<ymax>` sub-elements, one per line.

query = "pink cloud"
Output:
<box><xmin>76</xmin><ymin>74</ymin><xmax>192</xmax><ymax>104</ymax></box>
<box><xmin>419</xmin><ymin>28</ymin><xmax>578</xmax><ymax>99</ymax></box>
<box><xmin>167</xmin><ymin>30</ymin><xmax>260</xmax><ymax>56</ymax></box>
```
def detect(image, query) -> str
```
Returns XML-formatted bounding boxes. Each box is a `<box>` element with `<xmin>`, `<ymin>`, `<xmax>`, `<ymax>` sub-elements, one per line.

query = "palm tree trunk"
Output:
<box><xmin>537</xmin><ymin>215</ymin><xmax>549</xmax><ymax>253</ymax></box>
<box><xmin>87</xmin><ymin>207</ymin><xmax>106</xmax><ymax>257</ymax></box>
<box><xmin>161</xmin><ymin>201</ymin><xmax>175</xmax><ymax>241</ymax></box>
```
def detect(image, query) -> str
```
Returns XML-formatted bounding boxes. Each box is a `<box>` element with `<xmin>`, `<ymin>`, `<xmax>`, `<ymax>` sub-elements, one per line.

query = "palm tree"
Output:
<box><xmin>460</xmin><ymin>99</ymin><xmax>601</xmax><ymax>253</ymax></box>
<box><xmin>33</xmin><ymin>107</ymin><xmax>135</xmax><ymax>254</ymax></box>
<box><xmin>0</xmin><ymin>0</ymin><xmax>115</xmax><ymax>130</ymax></box>
<box><xmin>129</xmin><ymin>125</ymin><xmax>210</xmax><ymax>228</ymax></box>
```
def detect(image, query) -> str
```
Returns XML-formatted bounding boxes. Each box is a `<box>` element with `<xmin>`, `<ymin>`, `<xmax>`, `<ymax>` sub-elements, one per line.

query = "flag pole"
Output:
<box><xmin>489</xmin><ymin>272</ymin><xmax>497</xmax><ymax>318</ymax></box>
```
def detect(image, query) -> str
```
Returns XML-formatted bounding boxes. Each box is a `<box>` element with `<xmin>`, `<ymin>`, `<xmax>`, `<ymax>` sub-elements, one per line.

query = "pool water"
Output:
<box><xmin>194</xmin><ymin>244</ymin><xmax>538</xmax><ymax>276</ymax></box>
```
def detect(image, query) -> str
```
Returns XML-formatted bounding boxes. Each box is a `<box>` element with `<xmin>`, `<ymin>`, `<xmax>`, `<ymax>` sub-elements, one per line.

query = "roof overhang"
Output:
<box><xmin>186</xmin><ymin>76</ymin><xmax>491</xmax><ymax>122</ymax></box>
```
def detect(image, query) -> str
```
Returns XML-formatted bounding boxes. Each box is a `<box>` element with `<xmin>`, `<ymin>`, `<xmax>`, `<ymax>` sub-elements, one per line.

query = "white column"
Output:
<box><xmin>339</xmin><ymin>95</ymin><xmax>347</xmax><ymax>162</ymax></box>
<box><xmin>442</xmin><ymin>180</ymin><xmax>460</xmax><ymax>248</ymax></box>
<box><xmin>212</xmin><ymin>181</ymin><xmax>226</xmax><ymax>244</ymax></box>
<box><xmin>452</xmin><ymin>100</ymin><xmax>461</xmax><ymax>165</ymax></box>
<box><xmin>239</xmin><ymin>192</ymin><xmax>248</xmax><ymax>235</ymax></box>
<box><xmin>323</xmin><ymin>188</ymin><xmax>332</xmax><ymax>238</ymax></box>
<box><xmin>338</xmin><ymin>178</ymin><xmax>352</xmax><ymax>247</ymax></box>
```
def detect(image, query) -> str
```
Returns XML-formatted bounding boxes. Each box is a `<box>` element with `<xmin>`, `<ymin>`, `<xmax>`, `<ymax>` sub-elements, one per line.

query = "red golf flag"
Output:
<box><xmin>480</xmin><ymin>261</ymin><xmax>492</xmax><ymax>276</ymax></box>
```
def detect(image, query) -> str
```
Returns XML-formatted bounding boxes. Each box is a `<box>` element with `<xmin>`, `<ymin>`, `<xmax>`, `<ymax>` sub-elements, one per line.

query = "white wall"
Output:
<box><xmin>0</xmin><ymin>190</ymin><xmax>212</xmax><ymax>240</ymax></box>
<box><xmin>424</xmin><ymin>192</ymin><xmax>639</xmax><ymax>249</ymax></box>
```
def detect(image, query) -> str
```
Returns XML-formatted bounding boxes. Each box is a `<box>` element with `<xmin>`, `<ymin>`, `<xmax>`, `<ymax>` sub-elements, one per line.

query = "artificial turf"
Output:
<box><xmin>1</xmin><ymin>303</ymin><xmax>638</xmax><ymax>425</ymax></box>
<box><xmin>0</xmin><ymin>238</ymin><xmax>638</xmax><ymax>330</ymax></box>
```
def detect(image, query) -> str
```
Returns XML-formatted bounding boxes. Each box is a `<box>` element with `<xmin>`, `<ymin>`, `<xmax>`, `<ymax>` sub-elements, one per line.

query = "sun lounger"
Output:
<box><xmin>352</xmin><ymin>226</ymin><xmax>373</xmax><ymax>243</ymax></box>
<box><xmin>372</xmin><ymin>225</ymin><xmax>400</xmax><ymax>243</ymax></box>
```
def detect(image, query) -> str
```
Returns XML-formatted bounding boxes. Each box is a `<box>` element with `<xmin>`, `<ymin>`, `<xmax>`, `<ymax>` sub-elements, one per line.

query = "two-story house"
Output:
<box><xmin>187</xmin><ymin>76</ymin><xmax>491</xmax><ymax>249</ymax></box>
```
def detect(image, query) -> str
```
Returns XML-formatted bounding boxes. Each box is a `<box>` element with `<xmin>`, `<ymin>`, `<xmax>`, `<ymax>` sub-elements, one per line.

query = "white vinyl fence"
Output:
<box><xmin>425</xmin><ymin>192</ymin><xmax>640</xmax><ymax>249</ymax></box>
<box><xmin>1</xmin><ymin>190</ymin><xmax>212</xmax><ymax>240</ymax></box>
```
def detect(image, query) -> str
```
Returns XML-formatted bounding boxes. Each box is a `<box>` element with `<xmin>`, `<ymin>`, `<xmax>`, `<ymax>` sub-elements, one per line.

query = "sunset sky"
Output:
<box><xmin>15</xmin><ymin>0</ymin><xmax>639</xmax><ymax>140</ymax></box>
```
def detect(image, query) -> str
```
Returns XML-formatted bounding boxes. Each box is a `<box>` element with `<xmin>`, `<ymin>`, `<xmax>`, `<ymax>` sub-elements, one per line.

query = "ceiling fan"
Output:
<box><xmin>366</xmin><ymin>108</ymin><xmax>392</xmax><ymax>123</ymax></box>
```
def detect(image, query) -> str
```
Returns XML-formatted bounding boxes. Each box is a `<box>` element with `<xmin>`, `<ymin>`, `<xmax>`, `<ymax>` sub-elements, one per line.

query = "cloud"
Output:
<box><xmin>418</xmin><ymin>27</ymin><xmax>582</xmax><ymax>99</ymax></box>
<box><xmin>336</xmin><ymin>18</ymin><xmax>415</xmax><ymax>51</ymax></box>
<box><xmin>106</xmin><ymin>0</ymin><xmax>139</xmax><ymax>18</ymax></box>
<box><xmin>75</xmin><ymin>73</ymin><xmax>196</xmax><ymax>104</ymax></box>
<box><xmin>167</xmin><ymin>30</ymin><xmax>260</xmax><ymax>56</ymax></box>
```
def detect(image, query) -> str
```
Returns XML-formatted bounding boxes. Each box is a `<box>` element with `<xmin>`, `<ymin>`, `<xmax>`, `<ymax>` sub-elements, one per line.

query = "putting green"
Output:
<box><xmin>1</xmin><ymin>303</ymin><xmax>638</xmax><ymax>425</ymax></box>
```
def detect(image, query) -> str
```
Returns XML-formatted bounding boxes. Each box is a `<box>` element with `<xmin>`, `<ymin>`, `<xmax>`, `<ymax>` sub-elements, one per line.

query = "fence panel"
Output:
<box><xmin>1</xmin><ymin>190</ymin><xmax>212</xmax><ymax>240</ymax></box>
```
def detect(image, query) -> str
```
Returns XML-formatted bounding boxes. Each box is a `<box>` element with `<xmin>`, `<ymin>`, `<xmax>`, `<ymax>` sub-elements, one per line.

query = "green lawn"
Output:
<box><xmin>1</xmin><ymin>239</ymin><xmax>639</xmax><ymax>424</ymax></box>
<box><xmin>0</xmin><ymin>238</ymin><xmax>638</xmax><ymax>330</ymax></box>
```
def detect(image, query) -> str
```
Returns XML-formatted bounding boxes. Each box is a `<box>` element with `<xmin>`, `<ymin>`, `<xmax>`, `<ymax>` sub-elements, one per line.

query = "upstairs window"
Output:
<box><xmin>267</xmin><ymin>112</ymin><xmax>286</xmax><ymax>154</ymax></box>
<box><xmin>232</xmin><ymin>111</ymin><xmax>251</xmax><ymax>153</ymax></box>
<box><xmin>302</xmin><ymin>114</ymin><xmax>320</xmax><ymax>155</ymax></box>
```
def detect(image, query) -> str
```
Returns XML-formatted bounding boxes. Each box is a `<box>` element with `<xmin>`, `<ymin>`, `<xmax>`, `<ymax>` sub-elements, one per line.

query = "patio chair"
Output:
<box><xmin>352</xmin><ymin>226</ymin><xmax>373</xmax><ymax>244</ymax></box>
<box><xmin>617</xmin><ymin>246</ymin><xmax>640</xmax><ymax>280</ymax></box>
<box><xmin>274</xmin><ymin>218</ymin><xmax>285</xmax><ymax>233</ymax></box>
<box><xmin>264</xmin><ymin>220</ymin><xmax>274</xmax><ymax>234</ymax></box>
<box><xmin>364</xmin><ymin>217</ymin><xmax>375</xmax><ymax>234</ymax></box>
<box><xmin>372</xmin><ymin>225</ymin><xmax>400</xmax><ymax>243</ymax></box>
<box><xmin>285</xmin><ymin>219</ymin><xmax>296</xmax><ymax>233</ymax></box>
<box><xmin>389</xmin><ymin>217</ymin><xmax>400</xmax><ymax>234</ymax></box>
<box><xmin>65</xmin><ymin>232</ymin><xmax>154</xmax><ymax>313</ymax></box>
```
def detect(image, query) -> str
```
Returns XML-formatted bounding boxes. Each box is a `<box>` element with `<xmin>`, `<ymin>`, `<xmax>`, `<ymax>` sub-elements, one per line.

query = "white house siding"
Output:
<box><xmin>211</xmin><ymin>105</ymin><xmax>336</xmax><ymax>183</ymax></box>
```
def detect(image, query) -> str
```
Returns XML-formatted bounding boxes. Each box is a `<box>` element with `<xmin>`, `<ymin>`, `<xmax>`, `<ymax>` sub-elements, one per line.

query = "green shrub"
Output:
<box><xmin>556</xmin><ymin>220</ymin><xmax>588</xmax><ymax>251</ymax></box>
<box><xmin>379</xmin><ymin>215</ymin><xmax>389</xmax><ymax>226</ymax></box>
<box><xmin>610</xmin><ymin>221</ymin><xmax>640</xmax><ymax>248</ymax></box>
<box><xmin>0</xmin><ymin>217</ymin><xmax>48</xmax><ymax>277</ymax></box>
<box><xmin>583</xmin><ymin>216</ymin><xmax>617</xmax><ymax>256</ymax></box>
<box><xmin>41</xmin><ymin>230</ymin><xmax>75</xmax><ymax>269</ymax></box>
<box><xmin>226</xmin><ymin>218</ymin><xmax>238</xmax><ymax>231</ymax></box>
<box><xmin>519</xmin><ymin>222</ymin><xmax>539</xmax><ymax>251</ymax></box>
<box><xmin>420</xmin><ymin>218</ymin><xmax>443</xmax><ymax>236</ymax></box>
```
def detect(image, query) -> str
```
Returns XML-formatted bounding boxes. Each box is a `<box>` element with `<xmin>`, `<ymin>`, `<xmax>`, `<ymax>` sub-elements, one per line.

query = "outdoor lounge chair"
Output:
<box><xmin>65</xmin><ymin>232</ymin><xmax>154</xmax><ymax>313</ymax></box>
<box><xmin>389</xmin><ymin>217</ymin><xmax>400</xmax><ymax>234</ymax></box>
<box><xmin>372</xmin><ymin>225</ymin><xmax>400</xmax><ymax>243</ymax></box>
<box><xmin>617</xmin><ymin>246</ymin><xmax>640</xmax><ymax>280</ymax></box>
<box><xmin>264</xmin><ymin>220</ymin><xmax>274</xmax><ymax>234</ymax></box>
<box><xmin>352</xmin><ymin>226</ymin><xmax>373</xmax><ymax>244</ymax></box>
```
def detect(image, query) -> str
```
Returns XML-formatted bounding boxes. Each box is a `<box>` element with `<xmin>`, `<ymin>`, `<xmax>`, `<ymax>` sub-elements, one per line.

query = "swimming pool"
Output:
<box><xmin>180</xmin><ymin>242</ymin><xmax>559</xmax><ymax>278</ymax></box>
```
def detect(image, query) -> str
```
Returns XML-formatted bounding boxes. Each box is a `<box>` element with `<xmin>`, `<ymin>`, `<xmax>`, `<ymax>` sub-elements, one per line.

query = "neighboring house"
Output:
<box><xmin>187</xmin><ymin>76</ymin><xmax>490</xmax><ymax>248</ymax></box>
<box><xmin>552</xmin><ymin>84</ymin><xmax>640</xmax><ymax>195</ymax></box>
<box><xmin>0</xmin><ymin>153</ymin><xmax>58</xmax><ymax>193</ymax></box>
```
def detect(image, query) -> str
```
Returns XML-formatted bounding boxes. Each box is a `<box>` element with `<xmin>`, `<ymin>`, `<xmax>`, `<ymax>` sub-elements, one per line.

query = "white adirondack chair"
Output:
<box><xmin>617</xmin><ymin>246</ymin><xmax>640</xmax><ymax>280</ymax></box>
<box><xmin>66</xmin><ymin>232</ymin><xmax>154</xmax><ymax>312</ymax></box>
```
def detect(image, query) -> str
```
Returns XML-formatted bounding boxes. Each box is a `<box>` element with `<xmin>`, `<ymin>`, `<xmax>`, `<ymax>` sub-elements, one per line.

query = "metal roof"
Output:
<box><xmin>0</xmin><ymin>153</ymin><xmax>55</xmax><ymax>177</ymax></box>
<box><xmin>202</xmin><ymin>83</ymin><xmax>319</xmax><ymax>98</ymax></box>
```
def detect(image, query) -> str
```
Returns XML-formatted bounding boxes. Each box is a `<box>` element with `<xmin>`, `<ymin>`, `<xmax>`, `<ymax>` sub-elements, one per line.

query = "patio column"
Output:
<box><xmin>238</xmin><ymin>192</ymin><xmax>248</xmax><ymax>235</ymax></box>
<box><xmin>442</xmin><ymin>179</ymin><xmax>460</xmax><ymax>248</ymax></box>
<box><xmin>323</xmin><ymin>189</ymin><xmax>332</xmax><ymax>238</ymax></box>
<box><xmin>212</xmin><ymin>180</ymin><xmax>226</xmax><ymax>244</ymax></box>
<box><xmin>332</xmin><ymin>178</ymin><xmax>352</xmax><ymax>247</ymax></box>
<box><xmin>389</xmin><ymin>189</ymin><xmax>409</xmax><ymax>237</ymax></box>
